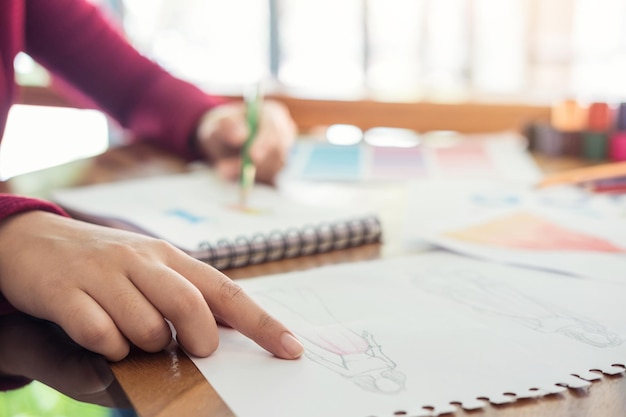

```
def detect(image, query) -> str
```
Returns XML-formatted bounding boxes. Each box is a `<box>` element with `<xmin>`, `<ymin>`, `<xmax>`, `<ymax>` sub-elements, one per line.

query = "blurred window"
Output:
<box><xmin>111</xmin><ymin>0</ymin><xmax>626</xmax><ymax>102</ymax></box>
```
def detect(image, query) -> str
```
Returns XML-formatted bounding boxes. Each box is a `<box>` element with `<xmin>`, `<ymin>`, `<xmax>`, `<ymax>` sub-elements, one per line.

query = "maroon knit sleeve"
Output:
<box><xmin>0</xmin><ymin>375</ymin><xmax>31</xmax><ymax>392</ymax></box>
<box><xmin>0</xmin><ymin>194</ymin><xmax>69</xmax><ymax>315</ymax></box>
<box><xmin>24</xmin><ymin>0</ymin><xmax>225</xmax><ymax>160</ymax></box>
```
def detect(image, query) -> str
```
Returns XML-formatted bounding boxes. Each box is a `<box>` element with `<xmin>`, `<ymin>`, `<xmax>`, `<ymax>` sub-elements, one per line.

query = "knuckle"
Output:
<box><xmin>152</xmin><ymin>238</ymin><xmax>176</xmax><ymax>251</ymax></box>
<box><xmin>77</xmin><ymin>319</ymin><xmax>113</xmax><ymax>350</ymax></box>
<box><xmin>150</xmin><ymin>238</ymin><xmax>179</xmax><ymax>257</ymax></box>
<box><xmin>106</xmin><ymin>240</ymin><xmax>142</xmax><ymax>261</ymax></box>
<box><xmin>218</xmin><ymin>279</ymin><xmax>244</xmax><ymax>304</ymax></box>
<box><xmin>134</xmin><ymin>320</ymin><xmax>170</xmax><ymax>351</ymax></box>
<box><xmin>109</xmin><ymin>238</ymin><xmax>177</xmax><ymax>263</ymax></box>
<box><xmin>217</xmin><ymin>114</ymin><xmax>238</xmax><ymax>133</ymax></box>
<box><xmin>172</xmin><ymin>288</ymin><xmax>207</xmax><ymax>316</ymax></box>
<box><xmin>256</xmin><ymin>311</ymin><xmax>277</xmax><ymax>332</ymax></box>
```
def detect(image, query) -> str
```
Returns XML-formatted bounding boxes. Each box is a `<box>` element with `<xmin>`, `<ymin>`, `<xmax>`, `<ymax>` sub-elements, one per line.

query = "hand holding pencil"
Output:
<box><xmin>194</xmin><ymin>89</ymin><xmax>297</xmax><ymax>189</ymax></box>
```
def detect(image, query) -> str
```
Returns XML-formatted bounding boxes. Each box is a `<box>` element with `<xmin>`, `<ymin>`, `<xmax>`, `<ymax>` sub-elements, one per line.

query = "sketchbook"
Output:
<box><xmin>50</xmin><ymin>170</ymin><xmax>382</xmax><ymax>269</ymax></box>
<box><xmin>190</xmin><ymin>251</ymin><xmax>626</xmax><ymax>417</ymax></box>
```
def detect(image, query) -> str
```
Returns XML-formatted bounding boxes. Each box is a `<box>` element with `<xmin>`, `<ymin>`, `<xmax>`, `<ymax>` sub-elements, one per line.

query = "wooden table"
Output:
<box><xmin>2</xmin><ymin>143</ymin><xmax>625</xmax><ymax>417</ymax></box>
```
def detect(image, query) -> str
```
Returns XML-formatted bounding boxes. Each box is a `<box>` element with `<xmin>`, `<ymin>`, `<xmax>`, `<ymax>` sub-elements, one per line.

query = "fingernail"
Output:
<box><xmin>280</xmin><ymin>332</ymin><xmax>304</xmax><ymax>358</ymax></box>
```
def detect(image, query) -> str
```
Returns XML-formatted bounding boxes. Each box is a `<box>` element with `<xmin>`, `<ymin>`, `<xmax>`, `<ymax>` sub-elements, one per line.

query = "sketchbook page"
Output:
<box><xmin>50</xmin><ymin>170</ymin><xmax>378</xmax><ymax>254</ymax></box>
<box><xmin>402</xmin><ymin>179</ymin><xmax>626</xmax><ymax>282</ymax></box>
<box><xmin>190</xmin><ymin>251</ymin><xmax>626</xmax><ymax>417</ymax></box>
<box><xmin>281</xmin><ymin>132</ymin><xmax>542</xmax><ymax>184</ymax></box>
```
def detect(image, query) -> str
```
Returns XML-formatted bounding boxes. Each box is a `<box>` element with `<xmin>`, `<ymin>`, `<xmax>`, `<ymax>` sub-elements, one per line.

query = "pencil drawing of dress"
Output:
<box><xmin>411</xmin><ymin>268</ymin><xmax>622</xmax><ymax>348</ymax></box>
<box><xmin>253</xmin><ymin>287</ymin><xmax>406</xmax><ymax>394</ymax></box>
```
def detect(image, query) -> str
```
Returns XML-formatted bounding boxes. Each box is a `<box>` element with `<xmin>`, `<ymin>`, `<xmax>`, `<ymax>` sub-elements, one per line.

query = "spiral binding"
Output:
<box><xmin>197</xmin><ymin>215</ymin><xmax>382</xmax><ymax>270</ymax></box>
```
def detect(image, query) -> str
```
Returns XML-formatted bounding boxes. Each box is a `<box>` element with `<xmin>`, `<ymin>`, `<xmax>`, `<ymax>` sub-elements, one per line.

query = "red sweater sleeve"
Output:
<box><xmin>0</xmin><ymin>194</ymin><xmax>69</xmax><ymax>315</ymax></box>
<box><xmin>23</xmin><ymin>0</ymin><xmax>224</xmax><ymax>159</ymax></box>
<box><xmin>0</xmin><ymin>375</ymin><xmax>31</xmax><ymax>392</ymax></box>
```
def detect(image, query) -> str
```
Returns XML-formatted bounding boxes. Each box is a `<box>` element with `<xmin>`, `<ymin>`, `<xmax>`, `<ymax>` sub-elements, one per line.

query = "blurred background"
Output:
<box><xmin>5</xmin><ymin>0</ymin><xmax>626</xmax><ymax>180</ymax></box>
<box><xmin>16</xmin><ymin>0</ymin><xmax>626</xmax><ymax>102</ymax></box>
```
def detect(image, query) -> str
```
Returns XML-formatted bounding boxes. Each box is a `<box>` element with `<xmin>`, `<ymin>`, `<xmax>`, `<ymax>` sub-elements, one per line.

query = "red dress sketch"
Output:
<box><xmin>253</xmin><ymin>288</ymin><xmax>406</xmax><ymax>394</ymax></box>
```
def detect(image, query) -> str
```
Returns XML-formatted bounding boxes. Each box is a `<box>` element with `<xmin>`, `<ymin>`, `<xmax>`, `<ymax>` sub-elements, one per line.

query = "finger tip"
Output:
<box><xmin>279</xmin><ymin>332</ymin><xmax>305</xmax><ymax>359</ymax></box>
<box><xmin>104</xmin><ymin>347</ymin><xmax>130</xmax><ymax>363</ymax></box>
<box><xmin>177</xmin><ymin>335</ymin><xmax>219</xmax><ymax>358</ymax></box>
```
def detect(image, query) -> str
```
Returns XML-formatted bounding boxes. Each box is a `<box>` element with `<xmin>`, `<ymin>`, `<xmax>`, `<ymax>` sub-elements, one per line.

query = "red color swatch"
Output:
<box><xmin>444</xmin><ymin>211</ymin><xmax>625</xmax><ymax>253</ymax></box>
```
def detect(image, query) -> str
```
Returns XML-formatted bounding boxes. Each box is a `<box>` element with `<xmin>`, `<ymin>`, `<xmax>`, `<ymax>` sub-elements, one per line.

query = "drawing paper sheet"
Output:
<box><xmin>403</xmin><ymin>180</ymin><xmax>626</xmax><ymax>282</ymax></box>
<box><xmin>191</xmin><ymin>252</ymin><xmax>626</xmax><ymax>417</ymax></box>
<box><xmin>50</xmin><ymin>169</ymin><xmax>375</xmax><ymax>253</ymax></box>
<box><xmin>281</xmin><ymin>132</ymin><xmax>542</xmax><ymax>183</ymax></box>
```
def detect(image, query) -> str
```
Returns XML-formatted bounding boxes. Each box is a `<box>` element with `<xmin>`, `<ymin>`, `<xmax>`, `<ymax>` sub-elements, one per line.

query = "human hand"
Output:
<box><xmin>0</xmin><ymin>211</ymin><xmax>304</xmax><ymax>362</ymax></box>
<box><xmin>194</xmin><ymin>99</ymin><xmax>297</xmax><ymax>184</ymax></box>
<box><xmin>0</xmin><ymin>313</ymin><xmax>130</xmax><ymax>407</ymax></box>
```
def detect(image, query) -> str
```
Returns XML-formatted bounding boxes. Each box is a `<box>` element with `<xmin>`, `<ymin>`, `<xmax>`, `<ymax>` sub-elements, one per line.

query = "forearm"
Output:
<box><xmin>24</xmin><ymin>0</ymin><xmax>225</xmax><ymax>159</ymax></box>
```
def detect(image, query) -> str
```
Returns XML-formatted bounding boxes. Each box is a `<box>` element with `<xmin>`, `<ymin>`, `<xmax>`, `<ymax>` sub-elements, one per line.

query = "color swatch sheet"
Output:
<box><xmin>282</xmin><ymin>132</ymin><xmax>542</xmax><ymax>183</ymax></box>
<box><xmin>403</xmin><ymin>180</ymin><xmax>626</xmax><ymax>282</ymax></box>
<box><xmin>190</xmin><ymin>251</ymin><xmax>626</xmax><ymax>417</ymax></box>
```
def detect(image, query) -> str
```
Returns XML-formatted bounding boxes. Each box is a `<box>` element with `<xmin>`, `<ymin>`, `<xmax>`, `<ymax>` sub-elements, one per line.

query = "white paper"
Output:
<box><xmin>191</xmin><ymin>252</ymin><xmax>626</xmax><ymax>417</ymax></box>
<box><xmin>403</xmin><ymin>180</ymin><xmax>626</xmax><ymax>282</ymax></box>
<box><xmin>50</xmin><ymin>169</ymin><xmax>377</xmax><ymax>253</ymax></box>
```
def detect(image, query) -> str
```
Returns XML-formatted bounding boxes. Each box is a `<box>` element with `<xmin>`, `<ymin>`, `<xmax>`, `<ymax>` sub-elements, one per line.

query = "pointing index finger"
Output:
<box><xmin>179</xmin><ymin>258</ymin><xmax>304</xmax><ymax>360</ymax></box>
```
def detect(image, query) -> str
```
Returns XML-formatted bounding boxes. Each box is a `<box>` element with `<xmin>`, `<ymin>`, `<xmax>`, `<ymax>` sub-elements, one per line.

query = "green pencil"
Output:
<box><xmin>239</xmin><ymin>83</ymin><xmax>261</xmax><ymax>206</ymax></box>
